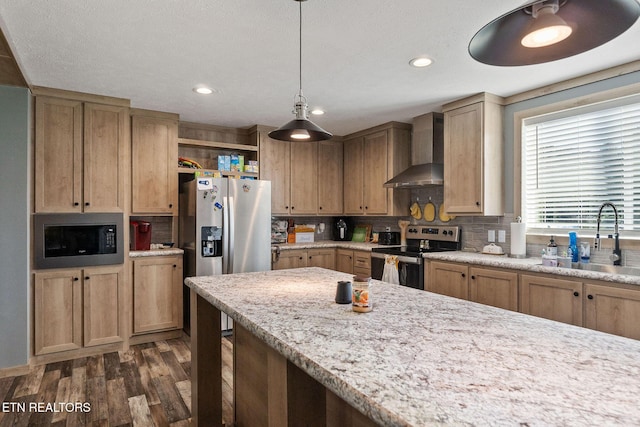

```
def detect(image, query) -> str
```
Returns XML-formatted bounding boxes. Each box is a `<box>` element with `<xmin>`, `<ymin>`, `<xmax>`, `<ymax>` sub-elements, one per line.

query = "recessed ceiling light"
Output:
<box><xmin>310</xmin><ymin>108</ymin><xmax>325</xmax><ymax>115</ymax></box>
<box><xmin>193</xmin><ymin>86</ymin><xmax>213</xmax><ymax>95</ymax></box>
<box><xmin>409</xmin><ymin>57</ymin><xmax>433</xmax><ymax>68</ymax></box>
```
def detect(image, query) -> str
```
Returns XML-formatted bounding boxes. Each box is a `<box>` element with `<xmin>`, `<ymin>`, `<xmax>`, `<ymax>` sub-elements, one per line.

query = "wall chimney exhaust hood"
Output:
<box><xmin>384</xmin><ymin>112</ymin><xmax>444</xmax><ymax>188</ymax></box>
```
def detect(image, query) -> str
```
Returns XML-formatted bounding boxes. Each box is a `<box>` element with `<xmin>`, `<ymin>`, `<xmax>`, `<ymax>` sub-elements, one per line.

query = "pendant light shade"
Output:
<box><xmin>469</xmin><ymin>0</ymin><xmax>640</xmax><ymax>66</ymax></box>
<box><xmin>269</xmin><ymin>0</ymin><xmax>332</xmax><ymax>142</ymax></box>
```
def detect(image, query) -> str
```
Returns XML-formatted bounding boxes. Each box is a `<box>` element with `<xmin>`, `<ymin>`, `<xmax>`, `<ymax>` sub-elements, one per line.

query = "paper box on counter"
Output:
<box><xmin>295</xmin><ymin>232</ymin><xmax>314</xmax><ymax>243</ymax></box>
<box><xmin>218</xmin><ymin>155</ymin><xmax>231</xmax><ymax>171</ymax></box>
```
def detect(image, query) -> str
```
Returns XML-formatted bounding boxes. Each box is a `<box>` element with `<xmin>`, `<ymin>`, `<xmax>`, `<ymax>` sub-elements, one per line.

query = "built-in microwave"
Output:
<box><xmin>33</xmin><ymin>213</ymin><xmax>124</xmax><ymax>269</ymax></box>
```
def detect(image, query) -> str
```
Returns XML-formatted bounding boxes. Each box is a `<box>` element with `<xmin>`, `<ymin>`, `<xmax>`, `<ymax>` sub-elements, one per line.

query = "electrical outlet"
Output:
<box><xmin>498</xmin><ymin>229</ymin><xmax>506</xmax><ymax>243</ymax></box>
<box><xmin>488</xmin><ymin>230</ymin><xmax>496</xmax><ymax>242</ymax></box>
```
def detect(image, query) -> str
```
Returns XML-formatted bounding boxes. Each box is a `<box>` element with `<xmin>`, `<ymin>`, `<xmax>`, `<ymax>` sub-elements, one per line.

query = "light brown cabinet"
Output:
<box><xmin>317</xmin><ymin>140</ymin><xmax>344</xmax><ymax>215</ymax></box>
<box><xmin>259</xmin><ymin>132</ymin><xmax>291</xmax><ymax>214</ymax></box>
<box><xmin>335</xmin><ymin>249</ymin><xmax>371</xmax><ymax>277</ymax></box>
<box><xmin>34</xmin><ymin>266</ymin><xmax>123</xmax><ymax>356</ymax></box>
<box><xmin>273</xmin><ymin>248</ymin><xmax>336</xmax><ymax>270</ymax></box>
<box><xmin>443</xmin><ymin>93</ymin><xmax>504</xmax><ymax>216</ymax></box>
<box><xmin>290</xmin><ymin>140</ymin><xmax>318</xmax><ymax>215</ymax></box>
<box><xmin>132</xmin><ymin>255</ymin><xmax>183</xmax><ymax>334</ymax></box>
<box><xmin>343</xmin><ymin>123</ymin><xmax>411</xmax><ymax>216</ymax></box>
<box><xmin>131</xmin><ymin>109</ymin><xmax>179</xmax><ymax>215</ymax></box>
<box><xmin>584</xmin><ymin>283</ymin><xmax>640</xmax><ymax>340</ymax></box>
<box><xmin>35</xmin><ymin>96</ymin><xmax>128</xmax><ymax>213</ymax></box>
<box><xmin>427</xmin><ymin>261</ymin><xmax>518</xmax><ymax>311</ymax></box>
<box><xmin>519</xmin><ymin>274</ymin><xmax>583</xmax><ymax>326</ymax></box>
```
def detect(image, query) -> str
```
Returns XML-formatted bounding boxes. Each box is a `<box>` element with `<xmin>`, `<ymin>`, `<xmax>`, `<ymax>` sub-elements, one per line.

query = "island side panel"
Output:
<box><xmin>190</xmin><ymin>290</ymin><xmax>222</xmax><ymax>426</ymax></box>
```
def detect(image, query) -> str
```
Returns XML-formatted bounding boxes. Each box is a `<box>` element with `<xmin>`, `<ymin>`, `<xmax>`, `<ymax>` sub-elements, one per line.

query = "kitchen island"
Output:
<box><xmin>185</xmin><ymin>267</ymin><xmax>640</xmax><ymax>426</ymax></box>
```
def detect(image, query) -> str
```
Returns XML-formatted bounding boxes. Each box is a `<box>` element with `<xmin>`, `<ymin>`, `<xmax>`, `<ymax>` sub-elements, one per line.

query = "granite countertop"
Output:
<box><xmin>185</xmin><ymin>267</ymin><xmax>640</xmax><ymax>426</ymax></box>
<box><xmin>424</xmin><ymin>251</ymin><xmax>640</xmax><ymax>286</ymax></box>
<box><xmin>272</xmin><ymin>241</ymin><xmax>380</xmax><ymax>251</ymax></box>
<box><xmin>129</xmin><ymin>248</ymin><xmax>184</xmax><ymax>258</ymax></box>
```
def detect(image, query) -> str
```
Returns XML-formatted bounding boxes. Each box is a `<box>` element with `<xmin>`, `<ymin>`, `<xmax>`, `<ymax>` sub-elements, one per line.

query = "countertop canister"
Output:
<box><xmin>352</xmin><ymin>276</ymin><xmax>372</xmax><ymax>312</ymax></box>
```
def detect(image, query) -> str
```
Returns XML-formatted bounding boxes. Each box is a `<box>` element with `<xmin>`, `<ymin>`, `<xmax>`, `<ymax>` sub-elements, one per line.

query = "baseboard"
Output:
<box><xmin>0</xmin><ymin>363</ymin><xmax>30</xmax><ymax>378</ymax></box>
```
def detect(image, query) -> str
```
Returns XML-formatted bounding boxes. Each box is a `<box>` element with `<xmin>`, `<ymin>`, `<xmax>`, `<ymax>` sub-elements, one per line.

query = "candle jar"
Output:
<box><xmin>352</xmin><ymin>276</ymin><xmax>372</xmax><ymax>313</ymax></box>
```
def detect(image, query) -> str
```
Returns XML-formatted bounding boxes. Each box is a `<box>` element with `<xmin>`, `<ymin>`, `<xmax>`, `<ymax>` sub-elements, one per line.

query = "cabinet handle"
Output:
<box><xmin>319</xmin><ymin>206</ymin><xmax>323</xmax><ymax>210</ymax></box>
<box><xmin>84</xmin><ymin>202</ymin><xmax>90</xmax><ymax>206</ymax></box>
<box><xmin>365</xmin><ymin>206</ymin><xmax>368</xmax><ymax>210</ymax></box>
<box><xmin>471</xmin><ymin>275</ymin><xmax>475</xmax><ymax>280</ymax></box>
<box><xmin>73</xmin><ymin>277</ymin><xmax>79</xmax><ymax>281</ymax></box>
<box><xmin>291</xmin><ymin>206</ymin><xmax>295</xmax><ymax>210</ymax></box>
<box><xmin>173</xmin><ymin>264</ymin><xmax>177</xmax><ymax>268</ymax></box>
<box><xmin>309</xmin><ymin>256</ymin><xmax>313</xmax><ymax>260</ymax></box>
<box><xmin>573</xmin><ymin>291</ymin><xmax>580</xmax><ymax>297</ymax></box>
<box><xmin>359</xmin><ymin>206</ymin><xmax>362</xmax><ymax>209</ymax></box>
<box><xmin>461</xmin><ymin>273</ymin><xmax>466</xmax><ymax>278</ymax></box>
<box><xmin>476</xmin><ymin>202</ymin><xmax>480</xmax><ymax>206</ymax></box>
<box><xmin>74</xmin><ymin>202</ymin><xmax>79</xmax><ymax>206</ymax></box>
<box><xmin>85</xmin><ymin>276</ymin><xmax>90</xmax><ymax>280</ymax></box>
<box><xmin>285</xmin><ymin>206</ymin><xmax>289</xmax><ymax>209</ymax></box>
<box><xmin>169</xmin><ymin>204</ymin><xmax>173</xmax><ymax>208</ymax></box>
<box><xmin>587</xmin><ymin>294</ymin><xmax>594</xmax><ymax>300</ymax></box>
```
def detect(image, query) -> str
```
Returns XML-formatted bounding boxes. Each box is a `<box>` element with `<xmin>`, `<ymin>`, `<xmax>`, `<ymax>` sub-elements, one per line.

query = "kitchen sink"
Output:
<box><xmin>539</xmin><ymin>262</ymin><xmax>640</xmax><ymax>276</ymax></box>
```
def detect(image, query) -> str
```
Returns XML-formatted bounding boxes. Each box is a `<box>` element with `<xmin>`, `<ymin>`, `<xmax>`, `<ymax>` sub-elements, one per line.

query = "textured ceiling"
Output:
<box><xmin>0</xmin><ymin>0</ymin><xmax>639</xmax><ymax>136</ymax></box>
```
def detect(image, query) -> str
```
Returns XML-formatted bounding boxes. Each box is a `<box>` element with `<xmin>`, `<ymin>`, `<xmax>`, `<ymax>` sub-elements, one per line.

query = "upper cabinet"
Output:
<box><xmin>443</xmin><ymin>93</ymin><xmax>504</xmax><ymax>216</ymax></box>
<box><xmin>34</xmin><ymin>92</ymin><xmax>129</xmax><ymax>213</ymax></box>
<box><xmin>131</xmin><ymin>109</ymin><xmax>179</xmax><ymax>215</ymax></box>
<box><xmin>343</xmin><ymin>122</ymin><xmax>411</xmax><ymax>216</ymax></box>
<box><xmin>256</xmin><ymin>126</ymin><xmax>342</xmax><ymax>216</ymax></box>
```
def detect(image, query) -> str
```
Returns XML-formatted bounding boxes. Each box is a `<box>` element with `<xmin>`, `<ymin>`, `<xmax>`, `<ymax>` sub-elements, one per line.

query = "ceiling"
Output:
<box><xmin>0</xmin><ymin>0</ymin><xmax>639</xmax><ymax>136</ymax></box>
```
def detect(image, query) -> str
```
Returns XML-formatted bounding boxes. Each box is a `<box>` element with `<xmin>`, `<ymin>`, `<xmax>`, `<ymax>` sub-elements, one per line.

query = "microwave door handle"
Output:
<box><xmin>227</xmin><ymin>196</ymin><xmax>235</xmax><ymax>274</ymax></box>
<box><xmin>223</xmin><ymin>196</ymin><xmax>230</xmax><ymax>274</ymax></box>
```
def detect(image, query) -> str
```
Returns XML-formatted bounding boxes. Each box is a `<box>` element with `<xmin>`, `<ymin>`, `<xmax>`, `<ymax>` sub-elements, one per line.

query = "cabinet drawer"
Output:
<box><xmin>353</xmin><ymin>252</ymin><xmax>371</xmax><ymax>269</ymax></box>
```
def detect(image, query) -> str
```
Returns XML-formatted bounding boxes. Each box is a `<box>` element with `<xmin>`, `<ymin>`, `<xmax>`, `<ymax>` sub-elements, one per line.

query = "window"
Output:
<box><xmin>522</xmin><ymin>94</ymin><xmax>640</xmax><ymax>234</ymax></box>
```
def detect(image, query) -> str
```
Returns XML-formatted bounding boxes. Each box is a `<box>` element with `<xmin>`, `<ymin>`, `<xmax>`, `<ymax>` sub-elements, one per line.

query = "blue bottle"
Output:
<box><xmin>568</xmin><ymin>232</ymin><xmax>578</xmax><ymax>263</ymax></box>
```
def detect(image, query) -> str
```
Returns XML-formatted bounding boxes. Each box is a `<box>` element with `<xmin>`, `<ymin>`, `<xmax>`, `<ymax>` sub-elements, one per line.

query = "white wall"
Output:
<box><xmin>0</xmin><ymin>85</ymin><xmax>30</xmax><ymax>369</ymax></box>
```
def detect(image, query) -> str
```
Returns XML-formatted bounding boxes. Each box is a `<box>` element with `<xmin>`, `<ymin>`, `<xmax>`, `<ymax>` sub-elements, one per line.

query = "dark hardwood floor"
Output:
<box><xmin>0</xmin><ymin>336</ymin><xmax>234</xmax><ymax>427</ymax></box>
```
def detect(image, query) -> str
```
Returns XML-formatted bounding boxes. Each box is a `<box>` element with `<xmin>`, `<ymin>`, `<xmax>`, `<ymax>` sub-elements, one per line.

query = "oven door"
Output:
<box><xmin>371</xmin><ymin>253</ymin><xmax>424</xmax><ymax>290</ymax></box>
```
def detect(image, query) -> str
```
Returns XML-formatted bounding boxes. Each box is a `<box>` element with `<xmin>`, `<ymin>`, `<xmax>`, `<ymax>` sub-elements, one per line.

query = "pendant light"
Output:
<box><xmin>269</xmin><ymin>0</ymin><xmax>332</xmax><ymax>142</ymax></box>
<box><xmin>468</xmin><ymin>0</ymin><xmax>640</xmax><ymax>66</ymax></box>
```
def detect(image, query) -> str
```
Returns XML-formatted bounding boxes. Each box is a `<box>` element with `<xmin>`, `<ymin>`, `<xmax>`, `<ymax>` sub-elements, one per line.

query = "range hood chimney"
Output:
<box><xmin>384</xmin><ymin>112</ymin><xmax>444</xmax><ymax>188</ymax></box>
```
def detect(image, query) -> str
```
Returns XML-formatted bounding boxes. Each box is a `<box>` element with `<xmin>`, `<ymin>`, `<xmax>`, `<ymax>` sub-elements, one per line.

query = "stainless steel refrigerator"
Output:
<box><xmin>180</xmin><ymin>176</ymin><xmax>271</xmax><ymax>333</ymax></box>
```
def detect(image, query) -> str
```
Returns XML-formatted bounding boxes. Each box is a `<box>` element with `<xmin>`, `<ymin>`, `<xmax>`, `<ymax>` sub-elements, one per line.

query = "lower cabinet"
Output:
<box><xmin>132</xmin><ymin>255</ymin><xmax>183</xmax><ymax>334</ymax></box>
<box><xmin>335</xmin><ymin>249</ymin><xmax>371</xmax><ymax>277</ymax></box>
<box><xmin>519</xmin><ymin>274</ymin><xmax>583</xmax><ymax>326</ymax></box>
<box><xmin>273</xmin><ymin>248</ymin><xmax>336</xmax><ymax>270</ymax></box>
<box><xmin>584</xmin><ymin>282</ymin><xmax>640</xmax><ymax>340</ymax></box>
<box><xmin>34</xmin><ymin>265</ymin><xmax>124</xmax><ymax>356</ymax></box>
<box><xmin>427</xmin><ymin>261</ymin><xmax>518</xmax><ymax>311</ymax></box>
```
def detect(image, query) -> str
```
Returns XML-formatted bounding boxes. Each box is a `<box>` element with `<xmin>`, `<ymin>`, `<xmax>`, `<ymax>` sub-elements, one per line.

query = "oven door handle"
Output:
<box><xmin>371</xmin><ymin>252</ymin><xmax>423</xmax><ymax>265</ymax></box>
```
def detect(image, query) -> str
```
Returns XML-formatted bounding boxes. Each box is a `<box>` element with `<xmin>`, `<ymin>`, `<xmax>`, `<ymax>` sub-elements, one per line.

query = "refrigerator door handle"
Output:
<box><xmin>227</xmin><ymin>196</ymin><xmax>235</xmax><ymax>273</ymax></box>
<box><xmin>223</xmin><ymin>195</ymin><xmax>230</xmax><ymax>274</ymax></box>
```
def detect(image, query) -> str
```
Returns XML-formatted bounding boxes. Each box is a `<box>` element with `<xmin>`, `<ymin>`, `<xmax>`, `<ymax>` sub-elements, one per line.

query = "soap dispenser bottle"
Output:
<box><xmin>547</xmin><ymin>236</ymin><xmax>558</xmax><ymax>257</ymax></box>
<box><xmin>568</xmin><ymin>232</ymin><xmax>578</xmax><ymax>262</ymax></box>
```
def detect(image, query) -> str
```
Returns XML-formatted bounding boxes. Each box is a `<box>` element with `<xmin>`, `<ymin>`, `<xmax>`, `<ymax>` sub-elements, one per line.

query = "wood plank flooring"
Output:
<box><xmin>0</xmin><ymin>336</ymin><xmax>234</xmax><ymax>427</ymax></box>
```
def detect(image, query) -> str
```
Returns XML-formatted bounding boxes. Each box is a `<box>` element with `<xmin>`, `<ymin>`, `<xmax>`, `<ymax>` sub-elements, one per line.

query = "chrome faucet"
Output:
<box><xmin>595</xmin><ymin>202</ymin><xmax>621</xmax><ymax>266</ymax></box>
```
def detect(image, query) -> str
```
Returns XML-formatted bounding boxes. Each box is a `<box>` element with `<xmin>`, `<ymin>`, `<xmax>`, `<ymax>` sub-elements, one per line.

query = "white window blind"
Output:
<box><xmin>523</xmin><ymin>96</ymin><xmax>640</xmax><ymax>233</ymax></box>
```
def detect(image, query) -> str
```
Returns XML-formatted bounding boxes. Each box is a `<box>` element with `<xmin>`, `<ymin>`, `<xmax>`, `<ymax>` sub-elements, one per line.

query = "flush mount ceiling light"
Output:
<box><xmin>269</xmin><ymin>0</ymin><xmax>332</xmax><ymax>142</ymax></box>
<box><xmin>468</xmin><ymin>0</ymin><xmax>640</xmax><ymax>66</ymax></box>
<box><xmin>193</xmin><ymin>86</ymin><xmax>214</xmax><ymax>94</ymax></box>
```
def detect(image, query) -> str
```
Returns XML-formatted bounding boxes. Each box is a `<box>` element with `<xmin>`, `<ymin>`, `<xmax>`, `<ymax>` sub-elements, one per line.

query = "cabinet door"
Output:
<box><xmin>353</xmin><ymin>251</ymin><xmax>371</xmax><ymax>277</ymax></box>
<box><xmin>84</xmin><ymin>266</ymin><xmax>124</xmax><ymax>347</ymax></box>
<box><xmin>131</xmin><ymin>114</ymin><xmax>178</xmax><ymax>214</ymax></box>
<box><xmin>34</xmin><ymin>97</ymin><xmax>83</xmax><ymax>213</ymax></box>
<box><xmin>336</xmin><ymin>249</ymin><xmax>354</xmax><ymax>274</ymax></box>
<box><xmin>444</xmin><ymin>102</ymin><xmax>483</xmax><ymax>214</ymax></box>
<box><xmin>584</xmin><ymin>283</ymin><xmax>640</xmax><ymax>340</ymax></box>
<box><xmin>260</xmin><ymin>136</ymin><xmax>291</xmax><ymax>214</ymax></box>
<box><xmin>343</xmin><ymin>138</ymin><xmax>364</xmax><ymax>215</ymax></box>
<box><xmin>427</xmin><ymin>261</ymin><xmax>469</xmax><ymax>300</ymax></box>
<box><xmin>308</xmin><ymin>249</ymin><xmax>335</xmax><ymax>270</ymax></box>
<box><xmin>83</xmin><ymin>103</ymin><xmax>128</xmax><ymax>212</ymax></box>
<box><xmin>273</xmin><ymin>250</ymin><xmax>308</xmax><ymax>270</ymax></box>
<box><xmin>290</xmin><ymin>140</ymin><xmax>318</xmax><ymax>215</ymax></box>
<box><xmin>133</xmin><ymin>257</ymin><xmax>183</xmax><ymax>334</ymax></box>
<box><xmin>362</xmin><ymin>131</ymin><xmax>388</xmax><ymax>215</ymax></box>
<box><xmin>318</xmin><ymin>140</ymin><xmax>343</xmax><ymax>215</ymax></box>
<box><xmin>469</xmin><ymin>267</ymin><xmax>518</xmax><ymax>311</ymax></box>
<box><xmin>520</xmin><ymin>274</ymin><xmax>582</xmax><ymax>326</ymax></box>
<box><xmin>34</xmin><ymin>269</ymin><xmax>83</xmax><ymax>355</ymax></box>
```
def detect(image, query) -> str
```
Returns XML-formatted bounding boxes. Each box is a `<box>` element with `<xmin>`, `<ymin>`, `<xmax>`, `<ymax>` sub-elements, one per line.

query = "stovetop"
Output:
<box><xmin>372</xmin><ymin>226</ymin><xmax>461</xmax><ymax>257</ymax></box>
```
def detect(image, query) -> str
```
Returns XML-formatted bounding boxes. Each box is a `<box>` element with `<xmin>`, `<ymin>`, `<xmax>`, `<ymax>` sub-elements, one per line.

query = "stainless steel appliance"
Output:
<box><xmin>180</xmin><ymin>176</ymin><xmax>271</xmax><ymax>333</ymax></box>
<box><xmin>371</xmin><ymin>226</ymin><xmax>461</xmax><ymax>289</ymax></box>
<box><xmin>33</xmin><ymin>213</ymin><xmax>124</xmax><ymax>269</ymax></box>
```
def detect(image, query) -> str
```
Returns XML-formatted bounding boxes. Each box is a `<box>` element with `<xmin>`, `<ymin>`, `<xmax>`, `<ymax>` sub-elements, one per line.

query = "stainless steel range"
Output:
<box><xmin>371</xmin><ymin>226</ymin><xmax>461</xmax><ymax>289</ymax></box>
